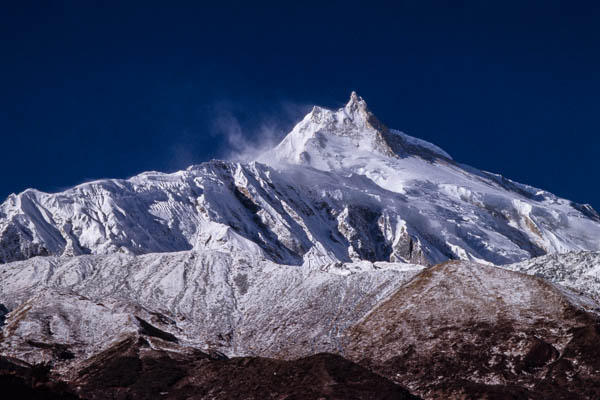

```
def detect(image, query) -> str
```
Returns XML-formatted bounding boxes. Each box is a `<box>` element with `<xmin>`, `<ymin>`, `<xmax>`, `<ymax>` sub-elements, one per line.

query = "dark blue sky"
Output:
<box><xmin>2</xmin><ymin>1</ymin><xmax>600</xmax><ymax>209</ymax></box>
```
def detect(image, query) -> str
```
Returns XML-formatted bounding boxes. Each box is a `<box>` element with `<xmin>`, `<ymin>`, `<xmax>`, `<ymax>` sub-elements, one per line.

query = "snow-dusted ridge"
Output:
<box><xmin>1</xmin><ymin>92</ymin><xmax>599</xmax><ymax>268</ymax></box>
<box><xmin>0</xmin><ymin>250</ymin><xmax>424</xmax><ymax>364</ymax></box>
<box><xmin>505</xmin><ymin>250</ymin><xmax>600</xmax><ymax>303</ymax></box>
<box><xmin>1</xmin><ymin>250</ymin><xmax>599</xmax><ymax>399</ymax></box>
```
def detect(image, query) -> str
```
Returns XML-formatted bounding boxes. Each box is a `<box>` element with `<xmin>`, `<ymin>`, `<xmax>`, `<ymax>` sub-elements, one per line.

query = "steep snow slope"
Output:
<box><xmin>1</xmin><ymin>92</ymin><xmax>600</xmax><ymax>266</ymax></box>
<box><xmin>0</xmin><ymin>251</ymin><xmax>423</xmax><ymax>362</ymax></box>
<box><xmin>505</xmin><ymin>251</ymin><xmax>600</xmax><ymax>302</ymax></box>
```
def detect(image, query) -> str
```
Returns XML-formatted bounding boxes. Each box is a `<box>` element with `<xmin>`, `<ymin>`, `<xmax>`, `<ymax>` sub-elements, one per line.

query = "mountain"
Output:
<box><xmin>1</xmin><ymin>254</ymin><xmax>598</xmax><ymax>398</ymax></box>
<box><xmin>71</xmin><ymin>343</ymin><xmax>418</xmax><ymax>400</ymax></box>
<box><xmin>0</xmin><ymin>341</ymin><xmax>418</xmax><ymax>400</ymax></box>
<box><xmin>2</xmin><ymin>92</ymin><xmax>600</xmax><ymax>267</ymax></box>
<box><xmin>0</xmin><ymin>338</ymin><xmax>418</xmax><ymax>400</ymax></box>
<box><xmin>2</xmin><ymin>92</ymin><xmax>600</xmax><ymax>399</ymax></box>
<box><xmin>0</xmin><ymin>251</ymin><xmax>423</xmax><ymax>363</ymax></box>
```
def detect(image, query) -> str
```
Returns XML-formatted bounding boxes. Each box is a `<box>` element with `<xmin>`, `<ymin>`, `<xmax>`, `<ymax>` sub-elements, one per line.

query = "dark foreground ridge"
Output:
<box><xmin>0</xmin><ymin>356</ymin><xmax>79</xmax><ymax>399</ymax></box>
<box><xmin>3</xmin><ymin>260</ymin><xmax>600</xmax><ymax>399</ymax></box>
<box><xmin>1</xmin><ymin>337</ymin><xmax>418</xmax><ymax>400</ymax></box>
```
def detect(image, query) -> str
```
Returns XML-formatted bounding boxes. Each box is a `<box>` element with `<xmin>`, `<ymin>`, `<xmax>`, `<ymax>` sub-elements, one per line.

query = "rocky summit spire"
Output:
<box><xmin>263</xmin><ymin>91</ymin><xmax>440</xmax><ymax>166</ymax></box>
<box><xmin>343</xmin><ymin>91</ymin><xmax>370</xmax><ymax>121</ymax></box>
<box><xmin>262</xmin><ymin>91</ymin><xmax>464</xmax><ymax>172</ymax></box>
<box><xmin>346</xmin><ymin>91</ymin><xmax>367</xmax><ymax>109</ymax></box>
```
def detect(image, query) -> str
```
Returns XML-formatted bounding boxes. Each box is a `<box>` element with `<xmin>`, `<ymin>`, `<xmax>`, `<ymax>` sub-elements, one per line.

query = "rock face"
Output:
<box><xmin>345</xmin><ymin>261</ymin><xmax>600</xmax><ymax>399</ymax></box>
<box><xmin>2</xmin><ymin>93</ymin><xmax>600</xmax><ymax>266</ymax></box>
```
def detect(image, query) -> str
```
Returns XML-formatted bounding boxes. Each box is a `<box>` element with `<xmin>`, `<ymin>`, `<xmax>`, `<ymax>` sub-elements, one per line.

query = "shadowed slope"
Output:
<box><xmin>73</xmin><ymin>336</ymin><xmax>419</xmax><ymax>400</ymax></box>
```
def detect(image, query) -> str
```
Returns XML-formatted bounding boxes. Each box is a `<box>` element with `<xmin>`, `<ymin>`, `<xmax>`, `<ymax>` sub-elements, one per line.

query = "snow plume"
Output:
<box><xmin>212</xmin><ymin>109</ymin><xmax>280</xmax><ymax>162</ymax></box>
<box><xmin>210</xmin><ymin>101</ymin><xmax>311</xmax><ymax>163</ymax></box>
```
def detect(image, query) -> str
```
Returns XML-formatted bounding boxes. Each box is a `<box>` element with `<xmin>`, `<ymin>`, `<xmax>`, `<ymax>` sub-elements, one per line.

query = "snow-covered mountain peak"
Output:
<box><xmin>308</xmin><ymin>91</ymin><xmax>369</xmax><ymax>124</ymax></box>
<box><xmin>2</xmin><ymin>93</ymin><xmax>600</xmax><ymax>267</ymax></box>
<box><xmin>260</xmin><ymin>92</ymin><xmax>451</xmax><ymax>171</ymax></box>
<box><xmin>262</xmin><ymin>92</ymin><xmax>393</xmax><ymax>165</ymax></box>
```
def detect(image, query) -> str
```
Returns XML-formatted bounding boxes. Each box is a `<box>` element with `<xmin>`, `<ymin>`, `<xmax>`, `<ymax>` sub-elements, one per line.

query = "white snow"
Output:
<box><xmin>1</xmin><ymin>92</ymin><xmax>600</xmax><ymax>268</ymax></box>
<box><xmin>504</xmin><ymin>251</ymin><xmax>600</xmax><ymax>303</ymax></box>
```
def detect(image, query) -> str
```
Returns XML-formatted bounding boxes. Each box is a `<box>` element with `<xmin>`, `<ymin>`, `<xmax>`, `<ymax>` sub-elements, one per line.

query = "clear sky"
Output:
<box><xmin>2</xmin><ymin>1</ymin><xmax>600</xmax><ymax>209</ymax></box>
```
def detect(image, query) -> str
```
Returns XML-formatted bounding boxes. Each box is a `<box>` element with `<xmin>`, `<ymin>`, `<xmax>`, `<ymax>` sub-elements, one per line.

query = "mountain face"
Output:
<box><xmin>1</xmin><ymin>92</ymin><xmax>600</xmax><ymax>399</ymax></box>
<box><xmin>1</xmin><ymin>92</ymin><xmax>599</xmax><ymax>266</ymax></box>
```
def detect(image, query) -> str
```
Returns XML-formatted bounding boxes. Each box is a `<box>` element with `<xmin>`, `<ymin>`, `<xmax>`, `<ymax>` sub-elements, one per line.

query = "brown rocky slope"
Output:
<box><xmin>345</xmin><ymin>261</ymin><xmax>600</xmax><ymax>399</ymax></box>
